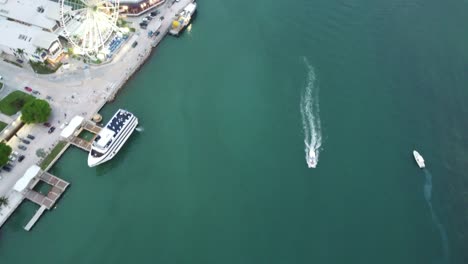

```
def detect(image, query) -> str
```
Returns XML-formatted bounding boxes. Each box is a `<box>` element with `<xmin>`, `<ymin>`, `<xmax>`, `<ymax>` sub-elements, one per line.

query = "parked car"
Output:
<box><xmin>48</xmin><ymin>126</ymin><xmax>56</xmax><ymax>134</ymax></box>
<box><xmin>150</xmin><ymin>11</ymin><xmax>159</xmax><ymax>17</ymax></box>
<box><xmin>26</xmin><ymin>134</ymin><xmax>35</xmax><ymax>140</ymax></box>
<box><xmin>44</xmin><ymin>122</ymin><xmax>51</xmax><ymax>127</ymax></box>
<box><xmin>32</xmin><ymin>90</ymin><xmax>41</xmax><ymax>95</ymax></box>
<box><xmin>132</xmin><ymin>41</ymin><xmax>138</xmax><ymax>48</ymax></box>
<box><xmin>22</xmin><ymin>139</ymin><xmax>30</xmax><ymax>144</ymax></box>
<box><xmin>139</xmin><ymin>22</ymin><xmax>147</xmax><ymax>29</ymax></box>
<box><xmin>8</xmin><ymin>155</ymin><xmax>16</xmax><ymax>161</ymax></box>
<box><xmin>12</xmin><ymin>151</ymin><xmax>19</xmax><ymax>157</ymax></box>
<box><xmin>46</xmin><ymin>96</ymin><xmax>52</xmax><ymax>101</ymax></box>
<box><xmin>159</xmin><ymin>16</ymin><xmax>165</xmax><ymax>21</ymax></box>
<box><xmin>24</xmin><ymin>86</ymin><xmax>32</xmax><ymax>92</ymax></box>
<box><xmin>3</xmin><ymin>165</ymin><xmax>12</xmax><ymax>172</ymax></box>
<box><xmin>18</xmin><ymin>155</ymin><xmax>25</xmax><ymax>162</ymax></box>
<box><xmin>155</xmin><ymin>31</ymin><xmax>161</xmax><ymax>37</ymax></box>
<box><xmin>145</xmin><ymin>15</ymin><xmax>152</xmax><ymax>20</ymax></box>
<box><xmin>18</xmin><ymin>145</ymin><xmax>27</xmax><ymax>150</ymax></box>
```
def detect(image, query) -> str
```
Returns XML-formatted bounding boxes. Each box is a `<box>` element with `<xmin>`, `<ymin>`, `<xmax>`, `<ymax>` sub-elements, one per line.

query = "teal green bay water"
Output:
<box><xmin>2</xmin><ymin>0</ymin><xmax>468</xmax><ymax>263</ymax></box>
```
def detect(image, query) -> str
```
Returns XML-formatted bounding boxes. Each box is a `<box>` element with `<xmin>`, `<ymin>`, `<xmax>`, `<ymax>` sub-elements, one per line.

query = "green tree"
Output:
<box><xmin>0</xmin><ymin>142</ymin><xmax>12</xmax><ymax>167</ymax></box>
<box><xmin>20</xmin><ymin>99</ymin><xmax>51</xmax><ymax>124</ymax></box>
<box><xmin>0</xmin><ymin>196</ymin><xmax>9</xmax><ymax>208</ymax></box>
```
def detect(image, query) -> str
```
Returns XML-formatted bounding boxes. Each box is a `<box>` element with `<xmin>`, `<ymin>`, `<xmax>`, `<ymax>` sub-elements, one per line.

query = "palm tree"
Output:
<box><xmin>15</xmin><ymin>48</ymin><xmax>25</xmax><ymax>58</ymax></box>
<box><xmin>0</xmin><ymin>196</ymin><xmax>9</xmax><ymax>208</ymax></box>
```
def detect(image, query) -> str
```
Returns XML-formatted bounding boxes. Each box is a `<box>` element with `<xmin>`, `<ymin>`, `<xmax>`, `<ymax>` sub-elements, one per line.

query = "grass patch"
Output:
<box><xmin>0</xmin><ymin>121</ymin><xmax>7</xmax><ymax>132</ymax></box>
<box><xmin>40</xmin><ymin>141</ymin><xmax>67</xmax><ymax>170</ymax></box>
<box><xmin>30</xmin><ymin>61</ymin><xmax>62</xmax><ymax>74</ymax></box>
<box><xmin>0</xmin><ymin>91</ymin><xmax>35</xmax><ymax>116</ymax></box>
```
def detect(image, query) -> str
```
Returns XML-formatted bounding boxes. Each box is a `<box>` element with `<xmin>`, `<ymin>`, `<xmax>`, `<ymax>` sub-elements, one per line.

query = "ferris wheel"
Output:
<box><xmin>60</xmin><ymin>0</ymin><xmax>120</xmax><ymax>55</ymax></box>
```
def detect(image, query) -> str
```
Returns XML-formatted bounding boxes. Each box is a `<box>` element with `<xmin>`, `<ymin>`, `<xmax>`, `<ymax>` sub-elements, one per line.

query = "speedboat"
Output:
<box><xmin>413</xmin><ymin>150</ymin><xmax>425</xmax><ymax>168</ymax></box>
<box><xmin>307</xmin><ymin>148</ymin><xmax>317</xmax><ymax>168</ymax></box>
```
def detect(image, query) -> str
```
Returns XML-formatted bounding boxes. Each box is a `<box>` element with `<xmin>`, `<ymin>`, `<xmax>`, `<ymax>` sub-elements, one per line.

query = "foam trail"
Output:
<box><xmin>135</xmin><ymin>126</ymin><xmax>144</xmax><ymax>132</ymax></box>
<box><xmin>300</xmin><ymin>57</ymin><xmax>322</xmax><ymax>167</ymax></box>
<box><xmin>423</xmin><ymin>169</ymin><xmax>450</xmax><ymax>263</ymax></box>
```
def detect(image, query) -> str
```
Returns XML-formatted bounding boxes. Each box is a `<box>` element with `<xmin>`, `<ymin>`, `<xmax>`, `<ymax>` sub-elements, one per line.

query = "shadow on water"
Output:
<box><xmin>422</xmin><ymin>169</ymin><xmax>450</xmax><ymax>264</ymax></box>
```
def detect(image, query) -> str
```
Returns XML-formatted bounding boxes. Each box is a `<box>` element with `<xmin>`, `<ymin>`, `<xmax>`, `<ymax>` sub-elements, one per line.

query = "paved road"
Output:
<box><xmin>0</xmin><ymin>0</ymin><xmax>193</xmax><ymax>220</ymax></box>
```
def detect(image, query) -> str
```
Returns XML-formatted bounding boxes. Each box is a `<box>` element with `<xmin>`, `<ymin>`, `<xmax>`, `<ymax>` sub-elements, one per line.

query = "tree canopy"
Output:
<box><xmin>20</xmin><ymin>99</ymin><xmax>51</xmax><ymax>124</ymax></box>
<box><xmin>0</xmin><ymin>142</ymin><xmax>12</xmax><ymax>167</ymax></box>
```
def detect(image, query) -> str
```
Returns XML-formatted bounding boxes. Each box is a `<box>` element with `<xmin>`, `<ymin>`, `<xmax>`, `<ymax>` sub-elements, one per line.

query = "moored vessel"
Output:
<box><xmin>87</xmin><ymin>109</ymin><xmax>138</xmax><ymax>167</ymax></box>
<box><xmin>169</xmin><ymin>1</ymin><xmax>197</xmax><ymax>36</ymax></box>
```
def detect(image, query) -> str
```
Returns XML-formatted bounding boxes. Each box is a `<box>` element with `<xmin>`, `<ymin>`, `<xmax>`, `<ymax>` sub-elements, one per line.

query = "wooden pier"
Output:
<box><xmin>23</xmin><ymin>172</ymin><xmax>70</xmax><ymax>231</ymax></box>
<box><xmin>24</xmin><ymin>172</ymin><xmax>69</xmax><ymax>209</ymax></box>
<box><xmin>83</xmin><ymin>121</ymin><xmax>102</xmax><ymax>134</ymax></box>
<box><xmin>68</xmin><ymin>120</ymin><xmax>102</xmax><ymax>152</ymax></box>
<box><xmin>70</xmin><ymin>136</ymin><xmax>92</xmax><ymax>151</ymax></box>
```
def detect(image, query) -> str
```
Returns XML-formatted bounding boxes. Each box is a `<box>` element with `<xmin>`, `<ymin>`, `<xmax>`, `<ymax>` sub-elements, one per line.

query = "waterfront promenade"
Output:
<box><xmin>0</xmin><ymin>0</ymin><xmax>193</xmax><ymax>229</ymax></box>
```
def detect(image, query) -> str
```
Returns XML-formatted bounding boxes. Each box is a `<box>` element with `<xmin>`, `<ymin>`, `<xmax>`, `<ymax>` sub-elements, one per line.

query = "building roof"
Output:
<box><xmin>60</xmin><ymin>116</ymin><xmax>84</xmax><ymax>139</ymax></box>
<box><xmin>13</xmin><ymin>165</ymin><xmax>41</xmax><ymax>192</ymax></box>
<box><xmin>0</xmin><ymin>0</ymin><xmax>60</xmax><ymax>31</ymax></box>
<box><xmin>0</xmin><ymin>18</ymin><xmax>59</xmax><ymax>54</ymax></box>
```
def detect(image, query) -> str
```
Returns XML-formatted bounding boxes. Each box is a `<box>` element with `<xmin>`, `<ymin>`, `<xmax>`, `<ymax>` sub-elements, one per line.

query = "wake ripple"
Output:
<box><xmin>423</xmin><ymin>169</ymin><xmax>450</xmax><ymax>263</ymax></box>
<box><xmin>300</xmin><ymin>57</ymin><xmax>322</xmax><ymax>167</ymax></box>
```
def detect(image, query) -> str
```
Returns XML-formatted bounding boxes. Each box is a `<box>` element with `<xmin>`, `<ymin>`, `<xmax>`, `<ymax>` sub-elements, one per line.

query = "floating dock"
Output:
<box><xmin>24</xmin><ymin>205</ymin><xmax>46</xmax><ymax>231</ymax></box>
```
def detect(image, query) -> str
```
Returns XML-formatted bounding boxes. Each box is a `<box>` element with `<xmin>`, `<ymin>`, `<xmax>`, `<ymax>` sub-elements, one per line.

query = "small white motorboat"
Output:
<box><xmin>413</xmin><ymin>150</ymin><xmax>425</xmax><ymax>168</ymax></box>
<box><xmin>307</xmin><ymin>148</ymin><xmax>317</xmax><ymax>168</ymax></box>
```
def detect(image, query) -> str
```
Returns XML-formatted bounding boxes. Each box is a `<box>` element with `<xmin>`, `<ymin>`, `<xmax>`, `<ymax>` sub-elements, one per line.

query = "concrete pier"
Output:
<box><xmin>24</xmin><ymin>205</ymin><xmax>46</xmax><ymax>231</ymax></box>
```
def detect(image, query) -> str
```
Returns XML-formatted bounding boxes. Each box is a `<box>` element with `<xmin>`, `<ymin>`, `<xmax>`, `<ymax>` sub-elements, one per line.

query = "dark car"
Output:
<box><xmin>44</xmin><ymin>122</ymin><xmax>51</xmax><ymax>127</ymax></box>
<box><xmin>159</xmin><ymin>16</ymin><xmax>164</xmax><ymax>21</ymax></box>
<box><xmin>150</xmin><ymin>11</ymin><xmax>159</xmax><ymax>17</ymax></box>
<box><xmin>24</xmin><ymin>86</ymin><xmax>32</xmax><ymax>92</ymax></box>
<box><xmin>155</xmin><ymin>31</ymin><xmax>160</xmax><ymax>36</ymax></box>
<box><xmin>32</xmin><ymin>90</ymin><xmax>41</xmax><ymax>95</ymax></box>
<box><xmin>26</xmin><ymin>134</ymin><xmax>35</xmax><ymax>140</ymax></box>
<box><xmin>18</xmin><ymin>155</ymin><xmax>25</xmax><ymax>162</ymax></box>
<box><xmin>3</xmin><ymin>165</ymin><xmax>12</xmax><ymax>172</ymax></box>
<box><xmin>18</xmin><ymin>145</ymin><xmax>27</xmax><ymax>150</ymax></box>
<box><xmin>48</xmin><ymin>126</ymin><xmax>56</xmax><ymax>134</ymax></box>
<box><xmin>139</xmin><ymin>22</ymin><xmax>147</xmax><ymax>29</ymax></box>
<box><xmin>131</xmin><ymin>41</ymin><xmax>138</xmax><ymax>48</ymax></box>
<box><xmin>22</xmin><ymin>139</ymin><xmax>30</xmax><ymax>144</ymax></box>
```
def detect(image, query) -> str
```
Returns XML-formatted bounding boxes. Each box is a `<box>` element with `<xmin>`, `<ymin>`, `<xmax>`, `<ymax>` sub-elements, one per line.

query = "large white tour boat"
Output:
<box><xmin>87</xmin><ymin>109</ymin><xmax>138</xmax><ymax>167</ymax></box>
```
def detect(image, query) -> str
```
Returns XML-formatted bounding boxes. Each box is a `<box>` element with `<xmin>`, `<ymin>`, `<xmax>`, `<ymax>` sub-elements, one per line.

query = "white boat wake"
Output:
<box><xmin>422</xmin><ymin>169</ymin><xmax>450</xmax><ymax>263</ymax></box>
<box><xmin>135</xmin><ymin>126</ymin><xmax>144</xmax><ymax>132</ymax></box>
<box><xmin>300</xmin><ymin>57</ymin><xmax>322</xmax><ymax>168</ymax></box>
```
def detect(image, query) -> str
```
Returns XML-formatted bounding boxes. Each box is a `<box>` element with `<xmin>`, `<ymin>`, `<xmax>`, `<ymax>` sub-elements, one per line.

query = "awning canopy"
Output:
<box><xmin>13</xmin><ymin>165</ymin><xmax>41</xmax><ymax>192</ymax></box>
<box><xmin>60</xmin><ymin>116</ymin><xmax>84</xmax><ymax>139</ymax></box>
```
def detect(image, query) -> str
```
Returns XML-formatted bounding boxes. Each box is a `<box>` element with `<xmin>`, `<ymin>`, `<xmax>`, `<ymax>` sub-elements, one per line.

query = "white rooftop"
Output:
<box><xmin>184</xmin><ymin>3</ymin><xmax>196</xmax><ymax>13</ymax></box>
<box><xmin>0</xmin><ymin>18</ymin><xmax>59</xmax><ymax>55</ymax></box>
<box><xmin>60</xmin><ymin>116</ymin><xmax>84</xmax><ymax>139</ymax></box>
<box><xmin>96</xmin><ymin>128</ymin><xmax>114</xmax><ymax>148</ymax></box>
<box><xmin>13</xmin><ymin>165</ymin><xmax>41</xmax><ymax>193</ymax></box>
<box><xmin>0</xmin><ymin>0</ymin><xmax>60</xmax><ymax>31</ymax></box>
